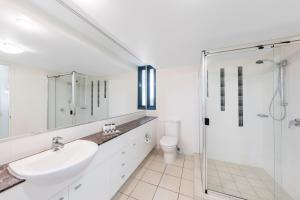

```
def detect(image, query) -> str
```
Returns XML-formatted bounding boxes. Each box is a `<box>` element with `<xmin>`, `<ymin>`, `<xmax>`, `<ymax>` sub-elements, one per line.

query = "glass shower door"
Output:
<box><xmin>272</xmin><ymin>42</ymin><xmax>300</xmax><ymax>200</ymax></box>
<box><xmin>0</xmin><ymin>65</ymin><xmax>9</xmax><ymax>139</ymax></box>
<box><xmin>48</xmin><ymin>73</ymin><xmax>74</xmax><ymax>129</ymax></box>
<box><xmin>204</xmin><ymin>47</ymin><xmax>280</xmax><ymax>200</ymax></box>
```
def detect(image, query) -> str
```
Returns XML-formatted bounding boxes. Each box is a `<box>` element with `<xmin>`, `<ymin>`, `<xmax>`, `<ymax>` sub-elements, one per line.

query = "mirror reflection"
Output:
<box><xmin>0</xmin><ymin>0</ymin><xmax>140</xmax><ymax>140</ymax></box>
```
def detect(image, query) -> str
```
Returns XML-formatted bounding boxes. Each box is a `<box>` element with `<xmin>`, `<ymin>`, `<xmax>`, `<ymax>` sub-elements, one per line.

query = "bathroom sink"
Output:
<box><xmin>8</xmin><ymin>140</ymin><xmax>98</xmax><ymax>184</ymax></box>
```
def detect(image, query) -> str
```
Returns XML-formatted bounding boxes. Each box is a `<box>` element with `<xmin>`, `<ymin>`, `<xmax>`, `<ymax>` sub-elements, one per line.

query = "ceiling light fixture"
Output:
<box><xmin>0</xmin><ymin>42</ymin><xmax>24</xmax><ymax>54</ymax></box>
<box><xmin>16</xmin><ymin>18</ymin><xmax>35</xmax><ymax>30</ymax></box>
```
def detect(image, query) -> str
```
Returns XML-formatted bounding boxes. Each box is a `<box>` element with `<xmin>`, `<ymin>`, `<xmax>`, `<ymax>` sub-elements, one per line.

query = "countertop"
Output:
<box><xmin>82</xmin><ymin>116</ymin><xmax>157</xmax><ymax>145</ymax></box>
<box><xmin>0</xmin><ymin>116</ymin><xmax>157</xmax><ymax>193</ymax></box>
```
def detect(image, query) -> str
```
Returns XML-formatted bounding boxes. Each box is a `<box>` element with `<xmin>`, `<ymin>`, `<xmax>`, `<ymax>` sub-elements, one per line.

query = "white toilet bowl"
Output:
<box><xmin>160</xmin><ymin>120</ymin><xmax>180</xmax><ymax>163</ymax></box>
<box><xmin>160</xmin><ymin>136</ymin><xmax>178</xmax><ymax>163</ymax></box>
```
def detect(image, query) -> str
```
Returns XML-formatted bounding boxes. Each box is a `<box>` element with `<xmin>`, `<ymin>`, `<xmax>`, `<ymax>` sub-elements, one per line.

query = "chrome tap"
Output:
<box><xmin>52</xmin><ymin>137</ymin><xmax>64</xmax><ymax>151</ymax></box>
<box><xmin>288</xmin><ymin>118</ymin><xmax>300</xmax><ymax>128</ymax></box>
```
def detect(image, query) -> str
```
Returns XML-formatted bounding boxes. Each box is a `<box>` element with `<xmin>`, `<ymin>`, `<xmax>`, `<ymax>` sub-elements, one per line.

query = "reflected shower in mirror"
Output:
<box><xmin>0</xmin><ymin>0</ymin><xmax>142</xmax><ymax>140</ymax></box>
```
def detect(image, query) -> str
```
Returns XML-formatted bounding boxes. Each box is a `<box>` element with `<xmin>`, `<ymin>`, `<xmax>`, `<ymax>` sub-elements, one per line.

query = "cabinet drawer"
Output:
<box><xmin>49</xmin><ymin>188</ymin><xmax>68</xmax><ymax>200</ymax></box>
<box><xmin>110</xmin><ymin>161</ymin><xmax>133</xmax><ymax>195</ymax></box>
<box><xmin>69</xmin><ymin>163</ymin><xmax>110</xmax><ymax>200</ymax></box>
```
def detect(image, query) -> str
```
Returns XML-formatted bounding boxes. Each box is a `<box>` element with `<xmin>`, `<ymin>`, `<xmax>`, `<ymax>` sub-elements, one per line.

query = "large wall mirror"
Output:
<box><xmin>0</xmin><ymin>0</ymin><xmax>143</xmax><ymax>140</ymax></box>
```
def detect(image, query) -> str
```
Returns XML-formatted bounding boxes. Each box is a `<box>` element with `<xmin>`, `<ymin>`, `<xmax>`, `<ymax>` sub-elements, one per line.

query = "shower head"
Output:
<box><xmin>255</xmin><ymin>59</ymin><xmax>288</xmax><ymax>67</ymax></box>
<box><xmin>256</xmin><ymin>60</ymin><xmax>264</xmax><ymax>64</ymax></box>
<box><xmin>255</xmin><ymin>59</ymin><xmax>276</xmax><ymax>65</ymax></box>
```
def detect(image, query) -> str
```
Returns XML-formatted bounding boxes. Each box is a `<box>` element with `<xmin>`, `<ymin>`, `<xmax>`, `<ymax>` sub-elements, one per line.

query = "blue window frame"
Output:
<box><xmin>138</xmin><ymin>65</ymin><xmax>156</xmax><ymax>110</ymax></box>
<box><xmin>147</xmin><ymin>66</ymin><xmax>156</xmax><ymax>110</ymax></box>
<box><xmin>138</xmin><ymin>66</ymin><xmax>147</xmax><ymax>109</ymax></box>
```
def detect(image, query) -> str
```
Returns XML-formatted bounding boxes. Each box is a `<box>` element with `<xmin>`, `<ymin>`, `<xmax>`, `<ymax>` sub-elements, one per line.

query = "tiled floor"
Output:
<box><xmin>112</xmin><ymin>149</ymin><xmax>200</xmax><ymax>200</ymax></box>
<box><xmin>207</xmin><ymin>159</ymin><xmax>293</xmax><ymax>200</ymax></box>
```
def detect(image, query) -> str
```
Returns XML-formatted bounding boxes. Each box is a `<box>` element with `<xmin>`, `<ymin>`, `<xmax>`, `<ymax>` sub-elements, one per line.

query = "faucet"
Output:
<box><xmin>288</xmin><ymin>118</ymin><xmax>300</xmax><ymax>128</ymax></box>
<box><xmin>52</xmin><ymin>137</ymin><xmax>64</xmax><ymax>151</ymax></box>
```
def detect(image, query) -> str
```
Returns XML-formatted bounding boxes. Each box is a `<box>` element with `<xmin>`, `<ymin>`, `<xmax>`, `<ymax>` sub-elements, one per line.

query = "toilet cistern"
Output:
<box><xmin>160</xmin><ymin>120</ymin><xmax>180</xmax><ymax>164</ymax></box>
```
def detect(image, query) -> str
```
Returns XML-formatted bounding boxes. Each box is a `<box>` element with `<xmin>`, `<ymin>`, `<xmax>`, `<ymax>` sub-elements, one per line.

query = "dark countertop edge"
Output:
<box><xmin>0</xmin><ymin>164</ymin><xmax>25</xmax><ymax>193</ymax></box>
<box><xmin>82</xmin><ymin>116</ymin><xmax>157</xmax><ymax>145</ymax></box>
<box><xmin>0</xmin><ymin>180</ymin><xmax>25</xmax><ymax>193</ymax></box>
<box><xmin>0</xmin><ymin>116</ymin><xmax>157</xmax><ymax>194</ymax></box>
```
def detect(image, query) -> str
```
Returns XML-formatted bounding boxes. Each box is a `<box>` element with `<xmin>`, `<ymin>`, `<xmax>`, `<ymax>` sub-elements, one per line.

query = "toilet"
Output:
<box><xmin>160</xmin><ymin>120</ymin><xmax>180</xmax><ymax>163</ymax></box>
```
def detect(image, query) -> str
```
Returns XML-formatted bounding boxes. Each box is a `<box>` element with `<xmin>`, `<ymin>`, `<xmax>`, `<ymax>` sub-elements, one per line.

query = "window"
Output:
<box><xmin>138</xmin><ymin>65</ymin><xmax>156</xmax><ymax>110</ymax></box>
<box><xmin>147</xmin><ymin>66</ymin><xmax>156</xmax><ymax>110</ymax></box>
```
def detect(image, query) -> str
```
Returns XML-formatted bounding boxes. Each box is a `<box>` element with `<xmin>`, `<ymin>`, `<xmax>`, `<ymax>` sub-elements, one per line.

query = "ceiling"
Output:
<box><xmin>71</xmin><ymin>0</ymin><xmax>300</xmax><ymax>68</ymax></box>
<box><xmin>0</xmin><ymin>0</ymin><xmax>136</xmax><ymax>76</ymax></box>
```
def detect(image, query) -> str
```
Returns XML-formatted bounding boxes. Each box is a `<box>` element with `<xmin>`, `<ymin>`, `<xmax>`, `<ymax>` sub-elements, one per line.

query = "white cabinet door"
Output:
<box><xmin>69</xmin><ymin>162</ymin><xmax>110</xmax><ymax>200</ymax></box>
<box><xmin>110</xmin><ymin>144</ymin><xmax>132</xmax><ymax>196</ymax></box>
<box><xmin>49</xmin><ymin>188</ymin><xmax>68</xmax><ymax>200</ymax></box>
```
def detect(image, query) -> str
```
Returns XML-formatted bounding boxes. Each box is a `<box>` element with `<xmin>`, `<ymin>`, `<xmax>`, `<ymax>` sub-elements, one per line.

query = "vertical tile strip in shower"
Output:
<box><xmin>97</xmin><ymin>80</ymin><xmax>100</xmax><ymax>107</ymax></box>
<box><xmin>104</xmin><ymin>80</ymin><xmax>107</xmax><ymax>98</ymax></box>
<box><xmin>91</xmin><ymin>81</ymin><xmax>94</xmax><ymax>116</ymax></box>
<box><xmin>238</xmin><ymin>66</ymin><xmax>243</xmax><ymax>127</ymax></box>
<box><xmin>220</xmin><ymin>68</ymin><xmax>225</xmax><ymax>111</ymax></box>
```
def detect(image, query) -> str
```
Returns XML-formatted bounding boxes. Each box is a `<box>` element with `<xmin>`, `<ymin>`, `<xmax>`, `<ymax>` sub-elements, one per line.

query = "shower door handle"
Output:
<box><xmin>257</xmin><ymin>114</ymin><xmax>269</xmax><ymax>118</ymax></box>
<box><xmin>204</xmin><ymin>118</ymin><xmax>210</xmax><ymax>126</ymax></box>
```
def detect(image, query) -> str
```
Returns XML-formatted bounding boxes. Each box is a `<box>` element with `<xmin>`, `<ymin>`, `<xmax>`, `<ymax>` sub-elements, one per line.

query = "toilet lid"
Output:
<box><xmin>160</xmin><ymin>136</ymin><xmax>178</xmax><ymax>147</ymax></box>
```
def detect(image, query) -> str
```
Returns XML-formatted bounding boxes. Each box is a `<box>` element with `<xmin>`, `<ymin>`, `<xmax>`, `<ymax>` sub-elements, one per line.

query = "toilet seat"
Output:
<box><xmin>160</xmin><ymin>136</ymin><xmax>178</xmax><ymax>147</ymax></box>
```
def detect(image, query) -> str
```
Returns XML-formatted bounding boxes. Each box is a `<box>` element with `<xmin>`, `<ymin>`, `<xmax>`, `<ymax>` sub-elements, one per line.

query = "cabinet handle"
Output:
<box><xmin>121</xmin><ymin>151</ymin><xmax>125</xmax><ymax>155</ymax></box>
<box><xmin>133</xmin><ymin>143</ymin><xmax>136</xmax><ymax>146</ymax></box>
<box><xmin>74</xmin><ymin>184</ymin><xmax>82</xmax><ymax>190</ymax></box>
<box><xmin>59</xmin><ymin>198</ymin><xmax>64</xmax><ymax>200</ymax></box>
<box><xmin>121</xmin><ymin>163</ymin><xmax>126</xmax><ymax>167</ymax></box>
<box><xmin>121</xmin><ymin>175</ymin><xmax>126</xmax><ymax>179</ymax></box>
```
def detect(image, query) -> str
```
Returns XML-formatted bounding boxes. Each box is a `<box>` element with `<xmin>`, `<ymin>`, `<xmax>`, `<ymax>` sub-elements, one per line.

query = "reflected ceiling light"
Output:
<box><xmin>16</xmin><ymin>18</ymin><xmax>35</xmax><ymax>30</ymax></box>
<box><xmin>0</xmin><ymin>42</ymin><xmax>24</xmax><ymax>54</ymax></box>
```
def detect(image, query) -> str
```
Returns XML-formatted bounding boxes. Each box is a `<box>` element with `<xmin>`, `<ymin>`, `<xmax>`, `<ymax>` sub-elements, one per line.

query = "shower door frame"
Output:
<box><xmin>201</xmin><ymin>38</ymin><xmax>300</xmax><ymax>199</ymax></box>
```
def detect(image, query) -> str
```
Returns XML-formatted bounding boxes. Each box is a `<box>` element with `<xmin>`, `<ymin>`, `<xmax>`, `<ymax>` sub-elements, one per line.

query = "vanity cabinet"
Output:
<box><xmin>49</xmin><ymin>188</ymin><xmax>68</xmax><ymax>200</ymax></box>
<box><xmin>0</xmin><ymin>118</ymin><xmax>157</xmax><ymax>200</ymax></box>
<box><xmin>68</xmin><ymin>162</ymin><xmax>110</xmax><ymax>200</ymax></box>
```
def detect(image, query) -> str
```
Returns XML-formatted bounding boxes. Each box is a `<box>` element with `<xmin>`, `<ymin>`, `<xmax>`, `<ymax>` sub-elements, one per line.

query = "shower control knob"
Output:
<box><xmin>288</xmin><ymin>118</ymin><xmax>300</xmax><ymax>128</ymax></box>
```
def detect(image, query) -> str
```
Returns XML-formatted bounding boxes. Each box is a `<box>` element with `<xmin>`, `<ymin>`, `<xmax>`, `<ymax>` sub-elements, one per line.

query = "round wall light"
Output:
<box><xmin>0</xmin><ymin>42</ymin><xmax>24</xmax><ymax>54</ymax></box>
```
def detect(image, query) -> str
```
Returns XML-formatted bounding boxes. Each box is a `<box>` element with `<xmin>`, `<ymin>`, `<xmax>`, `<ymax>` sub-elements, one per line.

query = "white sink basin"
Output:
<box><xmin>8</xmin><ymin>140</ymin><xmax>98</xmax><ymax>184</ymax></box>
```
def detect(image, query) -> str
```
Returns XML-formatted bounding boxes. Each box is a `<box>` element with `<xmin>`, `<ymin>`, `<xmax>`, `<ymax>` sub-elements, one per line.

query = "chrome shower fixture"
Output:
<box><xmin>256</xmin><ymin>58</ymin><xmax>288</xmax><ymax>121</ymax></box>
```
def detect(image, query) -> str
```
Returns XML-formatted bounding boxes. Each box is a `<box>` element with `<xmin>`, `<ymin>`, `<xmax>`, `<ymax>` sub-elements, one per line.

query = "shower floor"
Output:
<box><xmin>207</xmin><ymin>159</ymin><xmax>293</xmax><ymax>200</ymax></box>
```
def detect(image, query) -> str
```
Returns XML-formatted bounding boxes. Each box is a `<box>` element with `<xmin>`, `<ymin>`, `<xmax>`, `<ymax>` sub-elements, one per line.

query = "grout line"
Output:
<box><xmin>177</xmin><ymin>156</ymin><xmax>186</xmax><ymax>200</ymax></box>
<box><xmin>125</xmin><ymin>151</ymin><xmax>195</xmax><ymax>200</ymax></box>
<box><xmin>150</xmin><ymin>159</ymin><xmax>166</xmax><ymax>200</ymax></box>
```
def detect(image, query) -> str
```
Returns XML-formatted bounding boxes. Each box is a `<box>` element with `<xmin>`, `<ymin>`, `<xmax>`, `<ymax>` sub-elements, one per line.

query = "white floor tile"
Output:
<box><xmin>141</xmin><ymin>169</ymin><xmax>163</xmax><ymax>185</ymax></box>
<box><xmin>180</xmin><ymin>179</ymin><xmax>194</xmax><ymax>197</ymax></box>
<box><xmin>165</xmin><ymin>165</ymin><xmax>183</xmax><ymax>177</ymax></box>
<box><xmin>130</xmin><ymin>181</ymin><xmax>157</xmax><ymax>200</ymax></box>
<box><xmin>182</xmin><ymin>168</ymin><xmax>194</xmax><ymax>180</ymax></box>
<box><xmin>132</xmin><ymin>167</ymin><xmax>146</xmax><ymax>180</ymax></box>
<box><xmin>120</xmin><ymin>178</ymin><xmax>139</xmax><ymax>196</ymax></box>
<box><xmin>159</xmin><ymin>174</ymin><xmax>181</xmax><ymax>192</ymax></box>
<box><xmin>148</xmin><ymin>160</ymin><xmax>166</xmax><ymax>173</ymax></box>
<box><xmin>184</xmin><ymin>160</ymin><xmax>194</xmax><ymax>169</ymax></box>
<box><xmin>170</xmin><ymin>157</ymin><xmax>184</xmax><ymax>167</ymax></box>
<box><xmin>178</xmin><ymin>194</ymin><xmax>194</xmax><ymax>200</ymax></box>
<box><xmin>153</xmin><ymin>187</ymin><xmax>178</xmax><ymax>200</ymax></box>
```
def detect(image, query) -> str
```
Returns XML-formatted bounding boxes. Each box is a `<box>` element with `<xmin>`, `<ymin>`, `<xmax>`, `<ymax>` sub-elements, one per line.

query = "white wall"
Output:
<box><xmin>149</xmin><ymin>65</ymin><xmax>200</xmax><ymax>155</ymax></box>
<box><xmin>108</xmin><ymin>71</ymin><xmax>138</xmax><ymax>117</ymax></box>
<box><xmin>9</xmin><ymin>65</ymin><xmax>48</xmax><ymax>137</ymax></box>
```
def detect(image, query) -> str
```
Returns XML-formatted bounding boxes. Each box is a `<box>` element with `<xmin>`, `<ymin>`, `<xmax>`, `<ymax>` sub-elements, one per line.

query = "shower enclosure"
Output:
<box><xmin>47</xmin><ymin>71</ymin><xmax>109</xmax><ymax>129</ymax></box>
<box><xmin>0</xmin><ymin>65</ymin><xmax>9</xmax><ymax>139</ymax></box>
<box><xmin>201</xmin><ymin>39</ymin><xmax>300</xmax><ymax>200</ymax></box>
